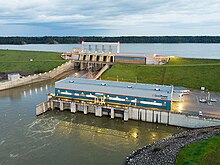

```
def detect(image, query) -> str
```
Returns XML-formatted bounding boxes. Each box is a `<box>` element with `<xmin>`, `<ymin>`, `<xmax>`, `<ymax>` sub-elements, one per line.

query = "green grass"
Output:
<box><xmin>175</xmin><ymin>135</ymin><xmax>220</xmax><ymax>165</ymax></box>
<box><xmin>102</xmin><ymin>57</ymin><xmax>220</xmax><ymax>91</ymax></box>
<box><xmin>0</xmin><ymin>49</ymin><xmax>66</xmax><ymax>73</ymax></box>
<box><xmin>168</xmin><ymin>57</ymin><xmax>220</xmax><ymax>65</ymax></box>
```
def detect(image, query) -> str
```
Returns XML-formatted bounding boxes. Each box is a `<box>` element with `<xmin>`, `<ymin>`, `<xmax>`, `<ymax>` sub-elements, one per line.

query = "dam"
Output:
<box><xmin>61</xmin><ymin>41</ymin><xmax>170</xmax><ymax>71</ymax></box>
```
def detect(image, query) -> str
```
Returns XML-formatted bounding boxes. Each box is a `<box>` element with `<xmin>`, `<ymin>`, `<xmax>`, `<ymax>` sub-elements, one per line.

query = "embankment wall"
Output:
<box><xmin>0</xmin><ymin>61</ymin><xmax>74</xmax><ymax>91</ymax></box>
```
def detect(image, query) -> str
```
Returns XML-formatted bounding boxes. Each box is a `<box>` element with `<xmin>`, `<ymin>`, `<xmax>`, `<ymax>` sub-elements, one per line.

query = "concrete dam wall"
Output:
<box><xmin>36</xmin><ymin>100</ymin><xmax>220</xmax><ymax>129</ymax></box>
<box><xmin>0</xmin><ymin>61</ymin><xmax>74</xmax><ymax>91</ymax></box>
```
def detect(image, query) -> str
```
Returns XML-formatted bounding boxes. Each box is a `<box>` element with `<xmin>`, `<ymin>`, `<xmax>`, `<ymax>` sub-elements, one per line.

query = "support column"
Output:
<box><xmin>42</xmin><ymin>102</ymin><xmax>46</xmax><ymax>113</ymax></box>
<box><xmin>71</xmin><ymin>61</ymin><xmax>75</xmax><ymax>69</ymax></box>
<box><xmin>128</xmin><ymin>107</ymin><xmax>132</xmax><ymax>119</ymax></box>
<box><xmin>80</xmin><ymin>62</ymin><xmax>83</xmax><ymax>70</ymax></box>
<box><xmin>47</xmin><ymin>95</ymin><xmax>52</xmax><ymax>101</ymax></box>
<box><xmin>111</xmin><ymin>107</ymin><xmax>114</xmax><ymax>119</ymax></box>
<box><xmin>50</xmin><ymin>100</ymin><xmax>54</xmax><ymax>110</ymax></box>
<box><xmin>83</xmin><ymin>103</ymin><xmax>88</xmax><ymax>114</ymax></box>
<box><xmin>70</xmin><ymin>102</ymin><xmax>76</xmax><ymax>113</ymax></box>
<box><xmin>141</xmin><ymin>109</ymin><xmax>146</xmax><ymax>121</ymax></box>
<box><xmin>95</xmin><ymin>105</ymin><xmax>102</xmax><ymax>117</ymax></box>
<box><xmin>60</xmin><ymin>101</ymin><xmax>64</xmax><ymax>111</ymax></box>
<box><xmin>124</xmin><ymin>109</ymin><xmax>129</xmax><ymax>121</ymax></box>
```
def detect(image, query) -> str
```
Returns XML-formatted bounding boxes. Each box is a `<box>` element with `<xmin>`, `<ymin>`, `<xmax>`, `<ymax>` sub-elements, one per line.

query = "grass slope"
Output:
<box><xmin>0</xmin><ymin>50</ymin><xmax>65</xmax><ymax>73</ymax></box>
<box><xmin>102</xmin><ymin>57</ymin><xmax>220</xmax><ymax>91</ymax></box>
<box><xmin>175</xmin><ymin>135</ymin><xmax>220</xmax><ymax>165</ymax></box>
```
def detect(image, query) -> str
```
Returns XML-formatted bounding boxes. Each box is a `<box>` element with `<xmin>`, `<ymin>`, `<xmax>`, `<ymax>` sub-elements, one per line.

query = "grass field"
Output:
<box><xmin>175</xmin><ymin>135</ymin><xmax>220</xmax><ymax>165</ymax></box>
<box><xmin>0</xmin><ymin>50</ymin><xmax>66</xmax><ymax>73</ymax></box>
<box><xmin>101</xmin><ymin>57</ymin><xmax>220</xmax><ymax>91</ymax></box>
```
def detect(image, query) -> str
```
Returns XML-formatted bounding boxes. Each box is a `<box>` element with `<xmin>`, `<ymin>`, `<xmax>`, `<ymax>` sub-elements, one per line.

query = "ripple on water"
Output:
<box><xmin>26</xmin><ymin>116</ymin><xmax>60</xmax><ymax>139</ymax></box>
<box><xmin>9</xmin><ymin>153</ymin><xmax>19</xmax><ymax>158</ymax></box>
<box><xmin>0</xmin><ymin>140</ymin><xmax>5</xmax><ymax>145</ymax></box>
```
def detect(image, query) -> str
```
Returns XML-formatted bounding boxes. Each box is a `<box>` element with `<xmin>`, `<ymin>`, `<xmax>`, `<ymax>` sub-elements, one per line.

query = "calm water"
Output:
<box><xmin>0</xmin><ymin>43</ymin><xmax>220</xmax><ymax>59</ymax></box>
<box><xmin>0</xmin><ymin>81</ymin><xmax>185</xmax><ymax>165</ymax></box>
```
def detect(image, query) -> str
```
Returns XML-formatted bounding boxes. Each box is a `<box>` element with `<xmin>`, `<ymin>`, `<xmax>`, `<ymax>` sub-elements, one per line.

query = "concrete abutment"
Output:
<box><xmin>36</xmin><ymin>99</ymin><xmax>220</xmax><ymax>128</ymax></box>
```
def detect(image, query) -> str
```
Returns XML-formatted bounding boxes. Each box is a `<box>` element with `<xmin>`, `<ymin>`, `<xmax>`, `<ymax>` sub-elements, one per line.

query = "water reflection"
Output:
<box><xmin>32</xmin><ymin>110</ymin><xmax>184</xmax><ymax>153</ymax></box>
<box><xmin>0</xmin><ymin>80</ymin><xmax>186</xmax><ymax>165</ymax></box>
<box><xmin>0</xmin><ymin>82</ymin><xmax>51</xmax><ymax>98</ymax></box>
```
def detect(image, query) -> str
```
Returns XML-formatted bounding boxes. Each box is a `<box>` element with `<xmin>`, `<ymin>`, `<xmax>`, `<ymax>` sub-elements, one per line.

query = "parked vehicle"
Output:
<box><xmin>211</xmin><ymin>98</ymin><xmax>217</xmax><ymax>102</ymax></box>
<box><xmin>199</xmin><ymin>99</ymin><xmax>207</xmax><ymax>103</ymax></box>
<box><xmin>199</xmin><ymin>111</ymin><xmax>203</xmax><ymax>116</ymax></box>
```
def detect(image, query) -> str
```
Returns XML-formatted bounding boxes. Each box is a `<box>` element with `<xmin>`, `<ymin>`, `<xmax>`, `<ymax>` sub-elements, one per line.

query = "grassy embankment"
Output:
<box><xmin>176</xmin><ymin>134</ymin><xmax>220</xmax><ymax>165</ymax></box>
<box><xmin>101</xmin><ymin>57</ymin><xmax>220</xmax><ymax>91</ymax></box>
<box><xmin>0</xmin><ymin>50</ymin><xmax>66</xmax><ymax>74</ymax></box>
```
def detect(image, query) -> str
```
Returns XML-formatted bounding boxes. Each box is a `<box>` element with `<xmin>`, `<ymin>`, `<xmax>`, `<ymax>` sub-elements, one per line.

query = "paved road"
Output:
<box><xmin>172</xmin><ymin>91</ymin><xmax>220</xmax><ymax>118</ymax></box>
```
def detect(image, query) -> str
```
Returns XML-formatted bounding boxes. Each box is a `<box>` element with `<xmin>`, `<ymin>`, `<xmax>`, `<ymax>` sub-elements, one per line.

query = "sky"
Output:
<box><xmin>0</xmin><ymin>0</ymin><xmax>220</xmax><ymax>36</ymax></box>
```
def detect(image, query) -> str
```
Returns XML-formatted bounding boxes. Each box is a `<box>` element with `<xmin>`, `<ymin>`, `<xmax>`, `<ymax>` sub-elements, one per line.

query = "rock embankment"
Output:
<box><xmin>126</xmin><ymin>127</ymin><xmax>220</xmax><ymax>165</ymax></box>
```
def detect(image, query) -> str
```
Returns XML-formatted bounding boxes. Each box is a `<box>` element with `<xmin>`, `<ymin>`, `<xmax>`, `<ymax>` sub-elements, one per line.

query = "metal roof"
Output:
<box><xmin>55</xmin><ymin>78</ymin><xmax>173</xmax><ymax>100</ymax></box>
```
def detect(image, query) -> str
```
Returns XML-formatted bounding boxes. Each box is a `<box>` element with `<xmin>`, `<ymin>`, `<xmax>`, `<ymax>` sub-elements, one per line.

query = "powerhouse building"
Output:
<box><xmin>55</xmin><ymin>78</ymin><xmax>174</xmax><ymax>110</ymax></box>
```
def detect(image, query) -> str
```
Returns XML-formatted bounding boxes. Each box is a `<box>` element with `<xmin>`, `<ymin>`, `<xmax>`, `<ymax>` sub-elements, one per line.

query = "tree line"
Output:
<box><xmin>0</xmin><ymin>36</ymin><xmax>220</xmax><ymax>44</ymax></box>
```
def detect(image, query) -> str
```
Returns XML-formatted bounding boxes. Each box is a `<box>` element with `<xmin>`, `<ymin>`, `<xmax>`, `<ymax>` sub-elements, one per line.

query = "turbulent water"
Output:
<box><xmin>0</xmin><ymin>81</ymin><xmax>185</xmax><ymax>165</ymax></box>
<box><xmin>0</xmin><ymin>43</ymin><xmax>220</xmax><ymax>59</ymax></box>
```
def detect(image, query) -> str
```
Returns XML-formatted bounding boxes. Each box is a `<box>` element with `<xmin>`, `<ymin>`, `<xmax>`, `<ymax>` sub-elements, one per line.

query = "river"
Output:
<box><xmin>1</xmin><ymin>43</ymin><xmax>214</xmax><ymax>164</ymax></box>
<box><xmin>0</xmin><ymin>80</ymin><xmax>185</xmax><ymax>165</ymax></box>
<box><xmin>0</xmin><ymin>43</ymin><xmax>220</xmax><ymax>59</ymax></box>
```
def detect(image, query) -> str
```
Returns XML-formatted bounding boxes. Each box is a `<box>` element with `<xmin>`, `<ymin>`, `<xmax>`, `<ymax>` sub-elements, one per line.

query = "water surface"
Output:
<box><xmin>0</xmin><ymin>82</ymin><xmax>185</xmax><ymax>165</ymax></box>
<box><xmin>0</xmin><ymin>43</ymin><xmax>220</xmax><ymax>59</ymax></box>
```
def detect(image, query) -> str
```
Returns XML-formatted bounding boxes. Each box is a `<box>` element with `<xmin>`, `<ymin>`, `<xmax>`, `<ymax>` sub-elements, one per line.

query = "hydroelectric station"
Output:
<box><xmin>36</xmin><ymin>42</ymin><xmax>220</xmax><ymax>129</ymax></box>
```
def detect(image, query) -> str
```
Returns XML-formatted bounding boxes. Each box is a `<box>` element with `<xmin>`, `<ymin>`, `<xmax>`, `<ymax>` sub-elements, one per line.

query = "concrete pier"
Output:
<box><xmin>36</xmin><ymin>101</ymin><xmax>51</xmax><ymax>116</ymax></box>
<box><xmin>83</xmin><ymin>103</ymin><xmax>88</xmax><ymax>114</ymax></box>
<box><xmin>95</xmin><ymin>105</ymin><xmax>102</xmax><ymax>117</ymax></box>
<box><xmin>60</xmin><ymin>101</ymin><xmax>64</xmax><ymax>111</ymax></box>
<box><xmin>71</xmin><ymin>102</ymin><xmax>76</xmax><ymax>113</ymax></box>
<box><xmin>111</xmin><ymin>107</ymin><xmax>114</xmax><ymax>119</ymax></box>
<box><xmin>36</xmin><ymin>99</ymin><xmax>220</xmax><ymax>128</ymax></box>
<box><xmin>124</xmin><ymin>109</ymin><xmax>129</xmax><ymax>121</ymax></box>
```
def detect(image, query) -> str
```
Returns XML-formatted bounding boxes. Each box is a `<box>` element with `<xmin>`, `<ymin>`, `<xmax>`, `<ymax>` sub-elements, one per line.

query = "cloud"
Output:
<box><xmin>0</xmin><ymin>0</ymin><xmax>220</xmax><ymax>36</ymax></box>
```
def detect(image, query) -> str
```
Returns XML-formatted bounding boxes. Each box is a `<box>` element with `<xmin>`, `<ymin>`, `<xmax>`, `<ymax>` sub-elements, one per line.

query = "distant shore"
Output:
<box><xmin>1</xmin><ymin>36</ymin><xmax>220</xmax><ymax>45</ymax></box>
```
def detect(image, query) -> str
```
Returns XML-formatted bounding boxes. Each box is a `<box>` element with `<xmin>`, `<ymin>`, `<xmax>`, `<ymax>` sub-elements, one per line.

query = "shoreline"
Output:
<box><xmin>125</xmin><ymin>126</ymin><xmax>220</xmax><ymax>165</ymax></box>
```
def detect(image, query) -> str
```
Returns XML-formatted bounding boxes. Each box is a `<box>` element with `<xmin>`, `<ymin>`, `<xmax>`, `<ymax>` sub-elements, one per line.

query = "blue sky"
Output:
<box><xmin>1</xmin><ymin>0</ymin><xmax>220</xmax><ymax>36</ymax></box>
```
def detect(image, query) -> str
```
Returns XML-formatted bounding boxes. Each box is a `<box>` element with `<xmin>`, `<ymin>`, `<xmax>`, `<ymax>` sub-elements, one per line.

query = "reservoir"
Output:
<box><xmin>0</xmin><ymin>80</ymin><xmax>185</xmax><ymax>165</ymax></box>
<box><xmin>0</xmin><ymin>43</ymin><xmax>220</xmax><ymax>59</ymax></box>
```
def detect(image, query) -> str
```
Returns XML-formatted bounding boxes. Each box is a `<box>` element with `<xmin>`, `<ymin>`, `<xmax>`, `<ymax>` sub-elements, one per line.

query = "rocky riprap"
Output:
<box><xmin>126</xmin><ymin>127</ymin><xmax>220</xmax><ymax>165</ymax></box>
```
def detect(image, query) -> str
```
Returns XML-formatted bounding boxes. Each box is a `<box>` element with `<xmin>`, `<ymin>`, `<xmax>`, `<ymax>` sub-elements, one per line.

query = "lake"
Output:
<box><xmin>0</xmin><ymin>43</ymin><xmax>220</xmax><ymax>59</ymax></box>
